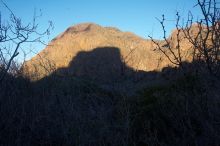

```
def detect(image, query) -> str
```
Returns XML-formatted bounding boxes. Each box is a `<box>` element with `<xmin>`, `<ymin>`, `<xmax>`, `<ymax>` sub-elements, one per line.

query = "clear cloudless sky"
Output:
<box><xmin>0</xmin><ymin>0</ymin><xmax>201</xmax><ymax>59</ymax></box>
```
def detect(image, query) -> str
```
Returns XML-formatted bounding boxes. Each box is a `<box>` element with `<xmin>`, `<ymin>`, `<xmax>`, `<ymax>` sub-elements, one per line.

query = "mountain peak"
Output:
<box><xmin>64</xmin><ymin>23</ymin><xmax>125</xmax><ymax>35</ymax></box>
<box><xmin>53</xmin><ymin>23</ymin><xmax>116</xmax><ymax>41</ymax></box>
<box><xmin>64</xmin><ymin>23</ymin><xmax>102</xmax><ymax>34</ymax></box>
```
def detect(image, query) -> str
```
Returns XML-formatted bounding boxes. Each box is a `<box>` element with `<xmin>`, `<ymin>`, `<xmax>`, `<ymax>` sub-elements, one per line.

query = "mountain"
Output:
<box><xmin>22</xmin><ymin>23</ymin><xmax>193</xmax><ymax>81</ymax></box>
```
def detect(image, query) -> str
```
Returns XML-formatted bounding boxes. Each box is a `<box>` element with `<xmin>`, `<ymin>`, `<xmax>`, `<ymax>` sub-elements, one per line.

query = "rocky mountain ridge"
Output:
<box><xmin>23</xmin><ymin>23</ymin><xmax>193</xmax><ymax>80</ymax></box>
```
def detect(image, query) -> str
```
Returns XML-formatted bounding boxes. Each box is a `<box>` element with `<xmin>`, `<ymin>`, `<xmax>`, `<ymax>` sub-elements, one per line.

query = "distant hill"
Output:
<box><xmin>22</xmin><ymin>23</ymin><xmax>193</xmax><ymax>80</ymax></box>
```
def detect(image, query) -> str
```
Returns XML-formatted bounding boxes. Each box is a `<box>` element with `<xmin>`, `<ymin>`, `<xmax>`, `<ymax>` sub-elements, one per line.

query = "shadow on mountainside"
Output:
<box><xmin>53</xmin><ymin>47</ymin><xmax>135</xmax><ymax>83</ymax></box>
<box><xmin>35</xmin><ymin>46</ymin><xmax>168</xmax><ymax>94</ymax></box>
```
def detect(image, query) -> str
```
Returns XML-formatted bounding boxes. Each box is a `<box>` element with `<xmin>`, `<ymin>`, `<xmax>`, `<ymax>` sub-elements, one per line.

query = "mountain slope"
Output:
<box><xmin>23</xmin><ymin>23</ymin><xmax>192</xmax><ymax>80</ymax></box>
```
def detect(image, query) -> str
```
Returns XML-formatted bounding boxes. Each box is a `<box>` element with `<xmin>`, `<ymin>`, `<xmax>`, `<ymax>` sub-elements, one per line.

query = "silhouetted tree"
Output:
<box><xmin>149</xmin><ymin>13</ymin><xmax>183</xmax><ymax>67</ymax></box>
<box><xmin>0</xmin><ymin>0</ymin><xmax>52</xmax><ymax>83</ymax></box>
<box><xmin>149</xmin><ymin>0</ymin><xmax>220</xmax><ymax>76</ymax></box>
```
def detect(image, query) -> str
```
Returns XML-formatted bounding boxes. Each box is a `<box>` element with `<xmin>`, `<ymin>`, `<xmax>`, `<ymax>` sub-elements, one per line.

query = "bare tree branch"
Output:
<box><xmin>149</xmin><ymin>0</ymin><xmax>220</xmax><ymax>77</ymax></box>
<box><xmin>0</xmin><ymin>1</ymin><xmax>53</xmax><ymax>83</ymax></box>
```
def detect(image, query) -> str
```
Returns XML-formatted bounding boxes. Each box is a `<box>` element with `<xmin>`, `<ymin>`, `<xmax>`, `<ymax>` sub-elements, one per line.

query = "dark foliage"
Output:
<box><xmin>0</xmin><ymin>46</ymin><xmax>219</xmax><ymax>146</ymax></box>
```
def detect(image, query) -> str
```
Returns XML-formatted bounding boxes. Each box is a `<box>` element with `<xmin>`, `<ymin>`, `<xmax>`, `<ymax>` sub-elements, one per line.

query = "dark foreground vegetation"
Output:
<box><xmin>1</xmin><ymin>57</ymin><xmax>220</xmax><ymax>146</ymax></box>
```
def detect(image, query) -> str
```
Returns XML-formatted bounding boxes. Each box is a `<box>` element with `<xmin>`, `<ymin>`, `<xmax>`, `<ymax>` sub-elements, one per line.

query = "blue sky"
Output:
<box><xmin>0</xmin><ymin>0</ymin><xmax>200</xmax><ymax>60</ymax></box>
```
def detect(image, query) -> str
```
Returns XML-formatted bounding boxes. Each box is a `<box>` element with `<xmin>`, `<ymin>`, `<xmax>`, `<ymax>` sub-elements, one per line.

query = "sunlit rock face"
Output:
<box><xmin>23</xmin><ymin>23</ymin><xmax>193</xmax><ymax>80</ymax></box>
